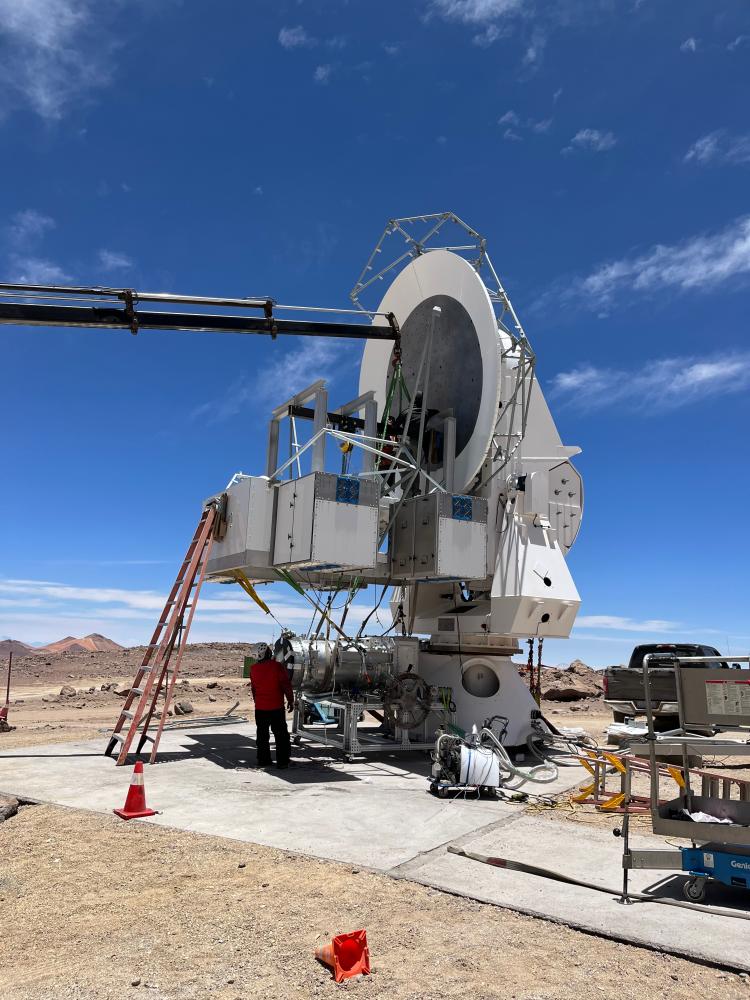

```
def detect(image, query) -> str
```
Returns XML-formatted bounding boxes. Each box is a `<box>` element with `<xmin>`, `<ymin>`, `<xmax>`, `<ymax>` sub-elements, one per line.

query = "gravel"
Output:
<box><xmin>1</xmin><ymin>804</ymin><xmax>748</xmax><ymax>1000</ymax></box>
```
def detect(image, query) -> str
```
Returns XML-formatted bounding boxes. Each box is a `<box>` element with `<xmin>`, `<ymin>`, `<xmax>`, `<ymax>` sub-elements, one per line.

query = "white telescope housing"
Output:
<box><xmin>203</xmin><ymin>215</ymin><xmax>584</xmax><ymax>747</ymax></box>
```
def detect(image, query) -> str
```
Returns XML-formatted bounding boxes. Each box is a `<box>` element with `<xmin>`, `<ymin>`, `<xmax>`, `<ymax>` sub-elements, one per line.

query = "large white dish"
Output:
<box><xmin>359</xmin><ymin>250</ymin><xmax>504</xmax><ymax>493</ymax></box>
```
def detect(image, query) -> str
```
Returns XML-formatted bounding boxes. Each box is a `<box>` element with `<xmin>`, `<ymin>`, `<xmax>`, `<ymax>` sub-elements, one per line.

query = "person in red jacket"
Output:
<box><xmin>250</xmin><ymin>644</ymin><xmax>294</xmax><ymax>768</ymax></box>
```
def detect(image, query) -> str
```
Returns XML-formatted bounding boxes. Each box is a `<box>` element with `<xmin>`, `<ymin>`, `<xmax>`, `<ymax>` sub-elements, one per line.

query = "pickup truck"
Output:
<box><xmin>603</xmin><ymin>643</ymin><xmax>731</xmax><ymax>728</ymax></box>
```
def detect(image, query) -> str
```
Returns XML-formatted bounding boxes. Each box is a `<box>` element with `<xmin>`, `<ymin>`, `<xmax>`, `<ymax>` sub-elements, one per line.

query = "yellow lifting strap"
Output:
<box><xmin>230</xmin><ymin>569</ymin><xmax>272</xmax><ymax>616</ymax></box>
<box><xmin>667</xmin><ymin>765</ymin><xmax>686</xmax><ymax>789</ymax></box>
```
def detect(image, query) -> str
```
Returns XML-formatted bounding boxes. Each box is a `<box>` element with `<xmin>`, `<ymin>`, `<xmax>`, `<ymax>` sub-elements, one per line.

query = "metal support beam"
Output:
<box><xmin>266</xmin><ymin>419</ymin><xmax>280</xmax><ymax>480</ymax></box>
<box><xmin>311</xmin><ymin>387</ymin><xmax>328</xmax><ymax>473</ymax></box>
<box><xmin>363</xmin><ymin>399</ymin><xmax>378</xmax><ymax>475</ymax></box>
<box><xmin>443</xmin><ymin>414</ymin><xmax>456</xmax><ymax>492</ymax></box>
<box><xmin>0</xmin><ymin>302</ymin><xmax>396</xmax><ymax>341</ymax></box>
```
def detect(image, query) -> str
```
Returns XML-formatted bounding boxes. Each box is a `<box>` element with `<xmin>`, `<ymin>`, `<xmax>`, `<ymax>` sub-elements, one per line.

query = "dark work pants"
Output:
<box><xmin>255</xmin><ymin>708</ymin><xmax>290</xmax><ymax>766</ymax></box>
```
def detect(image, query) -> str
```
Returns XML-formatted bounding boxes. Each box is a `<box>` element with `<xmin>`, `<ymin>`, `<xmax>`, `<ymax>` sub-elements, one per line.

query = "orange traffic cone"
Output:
<box><xmin>315</xmin><ymin>929</ymin><xmax>370</xmax><ymax>983</ymax></box>
<box><xmin>114</xmin><ymin>761</ymin><xmax>158</xmax><ymax>820</ymax></box>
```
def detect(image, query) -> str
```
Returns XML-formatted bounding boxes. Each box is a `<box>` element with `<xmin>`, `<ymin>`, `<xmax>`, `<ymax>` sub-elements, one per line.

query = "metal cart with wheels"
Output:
<box><xmin>618</xmin><ymin>652</ymin><xmax>750</xmax><ymax>905</ymax></box>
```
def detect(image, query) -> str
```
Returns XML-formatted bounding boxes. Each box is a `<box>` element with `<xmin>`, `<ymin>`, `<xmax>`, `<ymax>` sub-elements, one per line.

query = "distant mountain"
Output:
<box><xmin>0</xmin><ymin>639</ymin><xmax>38</xmax><ymax>658</ymax></box>
<box><xmin>41</xmin><ymin>633</ymin><xmax>124</xmax><ymax>654</ymax></box>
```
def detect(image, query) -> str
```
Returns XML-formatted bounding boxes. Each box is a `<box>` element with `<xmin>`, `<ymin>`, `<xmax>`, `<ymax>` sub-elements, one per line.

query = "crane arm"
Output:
<box><xmin>0</xmin><ymin>282</ymin><xmax>399</xmax><ymax>341</ymax></box>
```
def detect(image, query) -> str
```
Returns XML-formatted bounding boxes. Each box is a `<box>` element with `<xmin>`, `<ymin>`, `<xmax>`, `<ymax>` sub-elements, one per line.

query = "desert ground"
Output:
<box><xmin>1</xmin><ymin>644</ymin><xmax>748</xmax><ymax>999</ymax></box>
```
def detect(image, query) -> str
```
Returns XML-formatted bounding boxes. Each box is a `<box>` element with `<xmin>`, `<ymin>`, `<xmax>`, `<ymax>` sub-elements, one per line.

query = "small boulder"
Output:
<box><xmin>207</xmin><ymin>681</ymin><xmax>218</xmax><ymax>690</ymax></box>
<box><xmin>208</xmin><ymin>695</ymin><xmax>217</xmax><ymax>703</ymax></box>
<box><xmin>542</xmin><ymin>660</ymin><xmax>603</xmax><ymax>702</ymax></box>
<box><xmin>174</xmin><ymin>700</ymin><xmax>194</xmax><ymax>716</ymax></box>
<box><xmin>59</xmin><ymin>684</ymin><xmax>77</xmax><ymax>698</ymax></box>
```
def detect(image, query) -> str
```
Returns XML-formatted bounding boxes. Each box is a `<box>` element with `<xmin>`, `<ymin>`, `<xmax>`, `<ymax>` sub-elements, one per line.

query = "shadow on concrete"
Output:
<box><xmin>641</xmin><ymin>872</ymin><xmax>750</xmax><ymax>912</ymax></box>
<box><xmin>140</xmin><ymin>730</ymin><xmax>435</xmax><ymax>787</ymax></box>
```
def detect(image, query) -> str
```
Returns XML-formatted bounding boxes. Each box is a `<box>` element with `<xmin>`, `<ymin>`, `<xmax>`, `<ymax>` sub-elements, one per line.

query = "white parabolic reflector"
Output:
<box><xmin>359</xmin><ymin>250</ymin><xmax>507</xmax><ymax>493</ymax></box>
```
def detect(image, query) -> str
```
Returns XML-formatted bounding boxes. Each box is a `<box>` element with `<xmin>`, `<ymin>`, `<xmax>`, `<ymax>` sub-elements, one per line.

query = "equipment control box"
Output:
<box><xmin>273</xmin><ymin>472</ymin><xmax>379</xmax><ymax>571</ymax></box>
<box><xmin>204</xmin><ymin>476</ymin><xmax>276</xmax><ymax>579</ymax></box>
<box><xmin>390</xmin><ymin>493</ymin><xmax>487</xmax><ymax>581</ymax></box>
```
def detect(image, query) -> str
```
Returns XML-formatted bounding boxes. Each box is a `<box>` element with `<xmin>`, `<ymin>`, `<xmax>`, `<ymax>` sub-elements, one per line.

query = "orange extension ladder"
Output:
<box><xmin>104</xmin><ymin>498</ymin><xmax>226</xmax><ymax>765</ymax></box>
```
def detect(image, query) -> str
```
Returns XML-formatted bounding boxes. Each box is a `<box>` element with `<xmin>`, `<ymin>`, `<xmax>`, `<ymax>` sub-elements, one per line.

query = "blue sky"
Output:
<box><xmin>1</xmin><ymin>0</ymin><xmax>749</xmax><ymax>666</ymax></box>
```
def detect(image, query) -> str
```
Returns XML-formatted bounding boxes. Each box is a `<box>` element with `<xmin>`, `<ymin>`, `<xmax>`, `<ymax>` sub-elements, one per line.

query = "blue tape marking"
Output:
<box><xmin>336</xmin><ymin>476</ymin><xmax>360</xmax><ymax>504</ymax></box>
<box><xmin>451</xmin><ymin>495</ymin><xmax>473</xmax><ymax>521</ymax></box>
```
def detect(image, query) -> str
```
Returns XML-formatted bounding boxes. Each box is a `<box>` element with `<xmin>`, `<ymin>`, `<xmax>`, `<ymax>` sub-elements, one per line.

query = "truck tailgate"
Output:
<box><xmin>606</xmin><ymin>666</ymin><xmax>676</xmax><ymax>703</ymax></box>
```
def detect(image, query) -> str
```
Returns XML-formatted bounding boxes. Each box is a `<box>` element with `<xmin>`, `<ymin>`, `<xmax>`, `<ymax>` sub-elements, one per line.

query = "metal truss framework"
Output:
<box><xmin>351</xmin><ymin>212</ymin><xmax>537</xmax><ymax>486</ymax></box>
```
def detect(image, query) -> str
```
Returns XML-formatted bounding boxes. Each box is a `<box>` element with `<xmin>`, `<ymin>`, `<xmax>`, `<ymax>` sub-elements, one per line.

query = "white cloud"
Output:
<box><xmin>6</xmin><ymin>208</ymin><xmax>55</xmax><ymax>247</ymax></box>
<box><xmin>191</xmin><ymin>338</ymin><xmax>341</xmax><ymax>426</ymax></box>
<box><xmin>553</xmin><ymin>87</ymin><xmax>562</xmax><ymax>103</ymax></box>
<box><xmin>728</xmin><ymin>35</ymin><xmax>749</xmax><ymax>51</ymax></box>
<box><xmin>8</xmin><ymin>255</ymin><xmax>70</xmax><ymax>283</ymax></box>
<box><xmin>436</xmin><ymin>134</ymin><xmax>447</xmax><ymax>144</ymax></box>
<box><xmin>473</xmin><ymin>23</ymin><xmax>502</xmax><ymax>46</ymax></box>
<box><xmin>0</xmin><ymin>576</ymin><xmax>374</xmax><ymax>646</ymax></box>
<box><xmin>530</xmin><ymin>117</ymin><xmax>552</xmax><ymax>133</ymax></box>
<box><xmin>430</xmin><ymin>0</ymin><xmax>524</xmax><ymax>23</ymax></box>
<box><xmin>555</xmin><ymin>214</ymin><xmax>750</xmax><ymax>309</ymax></box>
<box><xmin>549</xmin><ymin>352</ymin><xmax>750</xmax><ymax>412</ymax></box>
<box><xmin>0</xmin><ymin>0</ymin><xmax>113</xmax><ymax>120</ymax></box>
<box><xmin>383</xmin><ymin>43</ymin><xmax>400</xmax><ymax>56</ymax></box>
<box><xmin>680</xmin><ymin>36</ymin><xmax>698</xmax><ymax>53</ymax></box>
<box><xmin>499</xmin><ymin>111</ymin><xmax>551</xmax><ymax>139</ymax></box>
<box><xmin>98</xmin><ymin>249</ymin><xmax>133</xmax><ymax>271</ymax></box>
<box><xmin>254</xmin><ymin>185</ymin><xmax>263</xmax><ymax>196</ymax></box>
<box><xmin>684</xmin><ymin>130</ymin><xmax>750</xmax><ymax>167</ymax></box>
<box><xmin>278</xmin><ymin>25</ymin><xmax>316</xmax><ymax>49</ymax></box>
<box><xmin>575</xmin><ymin>616</ymin><xmax>681</xmax><ymax>633</ymax></box>
<box><xmin>522</xmin><ymin>28</ymin><xmax>546</xmax><ymax>68</ymax></box>
<box><xmin>562</xmin><ymin>128</ymin><xmax>617</xmax><ymax>154</ymax></box>
<box><xmin>326</xmin><ymin>35</ymin><xmax>347</xmax><ymax>50</ymax></box>
<box><xmin>313</xmin><ymin>64</ymin><xmax>332</xmax><ymax>84</ymax></box>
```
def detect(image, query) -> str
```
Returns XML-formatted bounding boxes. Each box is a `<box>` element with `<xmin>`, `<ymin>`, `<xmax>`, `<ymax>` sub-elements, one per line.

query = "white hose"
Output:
<box><xmin>434</xmin><ymin>728</ymin><xmax>559</xmax><ymax>790</ymax></box>
<box><xmin>480</xmin><ymin>727</ymin><xmax>559</xmax><ymax>787</ymax></box>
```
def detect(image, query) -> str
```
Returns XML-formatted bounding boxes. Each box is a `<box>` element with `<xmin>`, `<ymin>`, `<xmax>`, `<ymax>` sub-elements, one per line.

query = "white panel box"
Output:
<box><xmin>273</xmin><ymin>472</ymin><xmax>379</xmax><ymax>571</ymax></box>
<box><xmin>490</xmin><ymin>516</ymin><xmax>580</xmax><ymax>639</ymax></box>
<box><xmin>390</xmin><ymin>494</ymin><xmax>487</xmax><ymax>581</ymax></box>
<box><xmin>204</xmin><ymin>476</ymin><xmax>275</xmax><ymax>578</ymax></box>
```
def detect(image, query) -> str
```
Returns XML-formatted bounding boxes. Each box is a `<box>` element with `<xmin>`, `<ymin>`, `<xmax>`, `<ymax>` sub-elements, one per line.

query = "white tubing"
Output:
<box><xmin>480</xmin><ymin>727</ymin><xmax>559</xmax><ymax>787</ymax></box>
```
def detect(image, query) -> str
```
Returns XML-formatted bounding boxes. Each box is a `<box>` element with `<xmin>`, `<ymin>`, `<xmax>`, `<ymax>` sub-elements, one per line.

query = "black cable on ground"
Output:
<box><xmin>448</xmin><ymin>846</ymin><xmax>750</xmax><ymax>922</ymax></box>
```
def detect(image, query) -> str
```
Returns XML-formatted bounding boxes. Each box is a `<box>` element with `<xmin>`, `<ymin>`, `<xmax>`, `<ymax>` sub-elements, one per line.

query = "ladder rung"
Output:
<box><xmin>131</xmin><ymin>687</ymin><xmax>144</xmax><ymax>696</ymax></box>
<box><xmin>121</xmin><ymin>710</ymin><xmax>134</xmax><ymax>719</ymax></box>
<box><xmin>110</xmin><ymin>732</ymin><xmax>126</xmax><ymax>742</ymax></box>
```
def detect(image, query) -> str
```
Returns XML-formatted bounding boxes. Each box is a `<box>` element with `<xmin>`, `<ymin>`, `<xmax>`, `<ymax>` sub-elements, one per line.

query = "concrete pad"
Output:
<box><xmin>4</xmin><ymin>723</ymin><xmax>747</xmax><ymax>971</ymax></box>
<box><xmin>401</xmin><ymin>813</ymin><xmax>750</xmax><ymax>971</ymax></box>
<box><xmin>0</xmin><ymin>723</ymin><xmax>524</xmax><ymax>869</ymax></box>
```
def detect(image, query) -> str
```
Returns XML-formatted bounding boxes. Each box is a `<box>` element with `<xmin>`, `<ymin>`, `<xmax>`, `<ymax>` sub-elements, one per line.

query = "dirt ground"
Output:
<box><xmin>0</xmin><ymin>644</ymin><xmax>610</xmax><ymax>751</ymax></box>
<box><xmin>2</xmin><ymin>645</ymin><xmax>749</xmax><ymax>999</ymax></box>
<box><xmin>0</xmin><ymin>643</ymin><xmax>254</xmax><ymax>750</ymax></box>
<box><xmin>2</xmin><ymin>803</ymin><xmax>749</xmax><ymax>1000</ymax></box>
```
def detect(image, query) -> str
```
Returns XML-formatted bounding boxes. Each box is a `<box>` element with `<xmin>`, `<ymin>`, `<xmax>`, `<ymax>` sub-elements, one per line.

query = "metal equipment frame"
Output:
<box><xmin>618</xmin><ymin>653</ymin><xmax>750</xmax><ymax>903</ymax></box>
<box><xmin>291</xmin><ymin>691</ymin><xmax>452</xmax><ymax>759</ymax></box>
